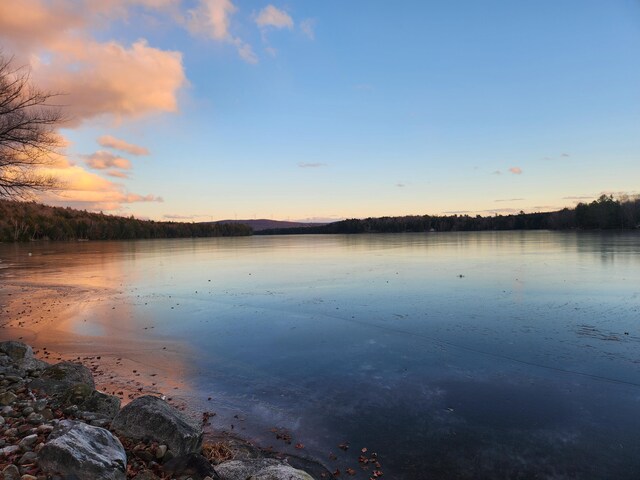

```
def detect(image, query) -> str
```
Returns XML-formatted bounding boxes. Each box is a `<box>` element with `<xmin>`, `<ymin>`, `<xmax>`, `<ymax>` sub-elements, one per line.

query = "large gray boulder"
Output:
<box><xmin>112</xmin><ymin>395</ymin><xmax>203</xmax><ymax>456</ymax></box>
<box><xmin>38</xmin><ymin>420</ymin><xmax>126</xmax><ymax>480</ymax></box>
<box><xmin>29</xmin><ymin>361</ymin><xmax>95</xmax><ymax>396</ymax></box>
<box><xmin>215</xmin><ymin>459</ymin><xmax>314</xmax><ymax>480</ymax></box>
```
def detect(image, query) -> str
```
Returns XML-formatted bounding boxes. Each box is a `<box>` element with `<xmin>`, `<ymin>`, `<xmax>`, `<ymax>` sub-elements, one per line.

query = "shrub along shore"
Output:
<box><xmin>0</xmin><ymin>341</ymin><xmax>319</xmax><ymax>480</ymax></box>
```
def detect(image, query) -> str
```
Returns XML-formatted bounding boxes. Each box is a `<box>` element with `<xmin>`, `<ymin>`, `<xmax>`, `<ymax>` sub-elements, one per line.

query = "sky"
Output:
<box><xmin>1</xmin><ymin>0</ymin><xmax>639</xmax><ymax>222</ymax></box>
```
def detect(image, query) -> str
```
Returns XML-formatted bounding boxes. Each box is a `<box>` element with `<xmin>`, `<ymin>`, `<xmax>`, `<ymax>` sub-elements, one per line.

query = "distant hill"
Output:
<box><xmin>205</xmin><ymin>219</ymin><xmax>327</xmax><ymax>231</ymax></box>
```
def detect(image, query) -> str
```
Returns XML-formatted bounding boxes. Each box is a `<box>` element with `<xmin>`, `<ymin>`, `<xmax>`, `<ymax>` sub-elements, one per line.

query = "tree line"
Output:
<box><xmin>0</xmin><ymin>200</ymin><xmax>251</xmax><ymax>242</ymax></box>
<box><xmin>257</xmin><ymin>195</ymin><xmax>640</xmax><ymax>235</ymax></box>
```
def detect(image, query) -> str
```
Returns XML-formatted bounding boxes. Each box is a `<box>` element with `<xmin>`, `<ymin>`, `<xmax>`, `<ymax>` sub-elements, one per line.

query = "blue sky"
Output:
<box><xmin>2</xmin><ymin>0</ymin><xmax>638</xmax><ymax>221</ymax></box>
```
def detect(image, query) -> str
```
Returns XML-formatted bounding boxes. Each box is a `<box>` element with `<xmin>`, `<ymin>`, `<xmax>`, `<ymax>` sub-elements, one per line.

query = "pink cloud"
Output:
<box><xmin>256</xmin><ymin>5</ymin><xmax>294</xmax><ymax>29</ymax></box>
<box><xmin>82</xmin><ymin>151</ymin><xmax>132</xmax><ymax>170</ymax></box>
<box><xmin>98</xmin><ymin>135</ymin><xmax>150</xmax><ymax>155</ymax></box>
<box><xmin>509</xmin><ymin>167</ymin><xmax>523</xmax><ymax>175</ymax></box>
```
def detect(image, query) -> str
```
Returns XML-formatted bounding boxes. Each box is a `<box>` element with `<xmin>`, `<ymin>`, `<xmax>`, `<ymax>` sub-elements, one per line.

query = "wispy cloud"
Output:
<box><xmin>106</xmin><ymin>170</ymin><xmax>129</xmax><ymax>179</ymax></box>
<box><xmin>561</xmin><ymin>153</ymin><xmax>570</xmax><ymax>157</ymax></box>
<box><xmin>300</xmin><ymin>18</ymin><xmax>316</xmax><ymax>39</ymax></box>
<box><xmin>186</xmin><ymin>0</ymin><xmax>257</xmax><ymax>63</ymax></box>
<box><xmin>492</xmin><ymin>170</ymin><xmax>502</xmax><ymax>175</ymax></box>
<box><xmin>563</xmin><ymin>195</ymin><xmax>593</xmax><ymax>200</ymax></box>
<box><xmin>256</xmin><ymin>5</ymin><xmax>293</xmax><ymax>29</ymax></box>
<box><xmin>298</xmin><ymin>162</ymin><xmax>327</xmax><ymax>168</ymax></box>
<box><xmin>494</xmin><ymin>198</ymin><xmax>524</xmax><ymax>202</ymax></box>
<box><xmin>82</xmin><ymin>151</ymin><xmax>132</xmax><ymax>171</ymax></box>
<box><xmin>509</xmin><ymin>167</ymin><xmax>523</xmax><ymax>175</ymax></box>
<box><xmin>98</xmin><ymin>135</ymin><xmax>150</xmax><ymax>156</ymax></box>
<box><xmin>164</xmin><ymin>214</ymin><xmax>197</xmax><ymax>220</ymax></box>
<box><xmin>396</xmin><ymin>183</ymin><xmax>406</xmax><ymax>188</ymax></box>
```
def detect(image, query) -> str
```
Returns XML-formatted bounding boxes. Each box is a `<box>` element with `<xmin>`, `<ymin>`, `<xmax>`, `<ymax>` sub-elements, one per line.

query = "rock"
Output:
<box><xmin>1</xmin><ymin>464</ymin><xmax>20</xmax><ymax>480</ymax></box>
<box><xmin>61</xmin><ymin>384</ymin><xmax>120</xmax><ymax>419</ymax></box>
<box><xmin>131</xmin><ymin>472</ymin><xmax>160</xmax><ymax>480</ymax></box>
<box><xmin>0</xmin><ymin>415</ymin><xmax>4</xmax><ymax>425</ymax></box>
<box><xmin>215</xmin><ymin>459</ymin><xmax>314</xmax><ymax>480</ymax></box>
<box><xmin>18</xmin><ymin>451</ymin><xmax>38</xmax><ymax>464</ymax></box>
<box><xmin>0</xmin><ymin>342</ymin><xmax>48</xmax><ymax>372</ymax></box>
<box><xmin>38</xmin><ymin>420</ymin><xmax>126</xmax><ymax>480</ymax></box>
<box><xmin>0</xmin><ymin>342</ymin><xmax>31</xmax><ymax>363</ymax></box>
<box><xmin>20</xmin><ymin>475</ymin><xmax>37</xmax><ymax>480</ymax></box>
<box><xmin>0</xmin><ymin>392</ymin><xmax>18</xmax><ymax>406</ymax></box>
<box><xmin>214</xmin><ymin>459</ymin><xmax>284</xmax><ymax>480</ymax></box>
<box><xmin>18</xmin><ymin>434</ymin><xmax>38</xmax><ymax>449</ymax></box>
<box><xmin>162</xmin><ymin>453</ymin><xmax>219</xmax><ymax>480</ymax></box>
<box><xmin>0</xmin><ymin>445</ymin><xmax>20</xmax><ymax>457</ymax></box>
<box><xmin>29</xmin><ymin>362</ymin><xmax>95</xmax><ymax>396</ymax></box>
<box><xmin>156</xmin><ymin>444</ymin><xmax>168</xmax><ymax>459</ymax></box>
<box><xmin>248</xmin><ymin>465</ymin><xmax>314</xmax><ymax>480</ymax></box>
<box><xmin>112</xmin><ymin>396</ymin><xmax>202</xmax><ymax>456</ymax></box>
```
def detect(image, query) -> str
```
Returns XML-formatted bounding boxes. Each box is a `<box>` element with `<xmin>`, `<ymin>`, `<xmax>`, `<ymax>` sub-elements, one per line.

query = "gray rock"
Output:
<box><xmin>0</xmin><ymin>342</ymin><xmax>32</xmax><ymax>363</ymax></box>
<box><xmin>38</xmin><ymin>420</ymin><xmax>126</xmax><ymax>480</ymax></box>
<box><xmin>0</xmin><ymin>415</ymin><xmax>4</xmax><ymax>425</ymax></box>
<box><xmin>249</xmin><ymin>464</ymin><xmax>315</xmax><ymax>480</ymax></box>
<box><xmin>62</xmin><ymin>383</ymin><xmax>120</xmax><ymax>419</ymax></box>
<box><xmin>1</xmin><ymin>464</ymin><xmax>20</xmax><ymax>480</ymax></box>
<box><xmin>215</xmin><ymin>459</ymin><xmax>289</xmax><ymax>480</ymax></box>
<box><xmin>18</xmin><ymin>434</ymin><xmax>38</xmax><ymax>449</ymax></box>
<box><xmin>0</xmin><ymin>341</ymin><xmax>49</xmax><ymax>372</ymax></box>
<box><xmin>112</xmin><ymin>396</ymin><xmax>202</xmax><ymax>456</ymax></box>
<box><xmin>0</xmin><ymin>445</ymin><xmax>20</xmax><ymax>457</ymax></box>
<box><xmin>29</xmin><ymin>362</ymin><xmax>95</xmax><ymax>396</ymax></box>
<box><xmin>18</xmin><ymin>451</ymin><xmax>38</xmax><ymax>464</ymax></box>
<box><xmin>163</xmin><ymin>453</ymin><xmax>219</xmax><ymax>480</ymax></box>
<box><xmin>0</xmin><ymin>391</ymin><xmax>18</xmax><ymax>406</ymax></box>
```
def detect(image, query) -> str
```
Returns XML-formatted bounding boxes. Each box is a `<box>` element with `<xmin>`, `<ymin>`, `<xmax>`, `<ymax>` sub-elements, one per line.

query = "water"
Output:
<box><xmin>1</xmin><ymin>231</ymin><xmax>640</xmax><ymax>479</ymax></box>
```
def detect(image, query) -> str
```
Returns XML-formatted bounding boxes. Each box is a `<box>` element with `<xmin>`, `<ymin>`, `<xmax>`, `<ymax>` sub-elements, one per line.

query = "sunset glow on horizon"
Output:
<box><xmin>1</xmin><ymin>0</ymin><xmax>638</xmax><ymax>221</ymax></box>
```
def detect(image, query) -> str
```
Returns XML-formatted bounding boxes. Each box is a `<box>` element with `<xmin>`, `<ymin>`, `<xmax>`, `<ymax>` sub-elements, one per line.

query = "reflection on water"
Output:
<box><xmin>1</xmin><ymin>231</ymin><xmax>640</xmax><ymax>479</ymax></box>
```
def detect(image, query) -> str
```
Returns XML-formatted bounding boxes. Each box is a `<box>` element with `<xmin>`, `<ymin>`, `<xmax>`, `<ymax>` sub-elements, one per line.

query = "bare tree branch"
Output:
<box><xmin>0</xmin><ymin>52</ymin><xmax>67</xmax><ymax>199</ymax></box>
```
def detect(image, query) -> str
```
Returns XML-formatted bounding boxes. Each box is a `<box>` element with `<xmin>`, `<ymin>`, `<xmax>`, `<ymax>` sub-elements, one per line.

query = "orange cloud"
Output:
<box><xmin>37</xmin><ymin>164</ymin><xmax>162</xmax><ymax>211</ymax></box>
<box><xmin>509</xmin><ymin>167</ymin><xmax>523</xmax><ymax>175</ymax></box>
<box><xmin>98</xmin><ymin>135</ymin><xmax>150</xmax><ymax>155</ymax></box>
<box><xmin>82</xmin><ymin>151</ymin><xmax>132</xmax><ymax>170</ymax></box>
<box><xmin>32</xmin><ymin>39</ymin><xmax>186</xmax><ymax>124</ymax></box>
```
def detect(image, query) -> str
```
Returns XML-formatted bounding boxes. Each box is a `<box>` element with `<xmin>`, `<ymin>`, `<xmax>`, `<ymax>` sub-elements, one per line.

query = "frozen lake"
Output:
<box><xmin>1</xmin><ymin>231</ymin><xmax>640</xmax><ymax>479</ymax></box>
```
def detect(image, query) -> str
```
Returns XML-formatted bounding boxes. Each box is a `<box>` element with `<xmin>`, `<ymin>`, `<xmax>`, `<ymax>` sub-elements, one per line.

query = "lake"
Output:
<box><xmin>1</xmin><ymin>231</ymin><xmax>640</xmax><ymax>479</ymax></box>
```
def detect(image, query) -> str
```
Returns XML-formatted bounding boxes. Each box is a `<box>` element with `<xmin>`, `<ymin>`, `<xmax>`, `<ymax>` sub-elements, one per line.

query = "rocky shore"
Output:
<box><xmin>0</xmin><ymin>341</ymin><xmax>317</xmax><ymax>480</ymax></box>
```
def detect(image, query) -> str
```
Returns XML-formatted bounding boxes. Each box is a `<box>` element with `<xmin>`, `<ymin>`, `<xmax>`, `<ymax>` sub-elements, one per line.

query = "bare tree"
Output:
<box><xmin>0</xmin><ymin>53</ymin><xmax>65</xmax><ymax>198</ymax></box>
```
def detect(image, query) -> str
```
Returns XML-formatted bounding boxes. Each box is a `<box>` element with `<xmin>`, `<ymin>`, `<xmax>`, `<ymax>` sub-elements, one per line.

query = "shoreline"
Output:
<box><xmin>0</xmin><ymin>282</ymin><xmax>335</xmax><ymax>479</ymax></box>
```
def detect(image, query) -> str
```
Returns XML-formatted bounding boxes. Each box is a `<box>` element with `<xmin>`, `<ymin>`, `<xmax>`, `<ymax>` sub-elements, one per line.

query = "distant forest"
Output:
<box><xmin>1</xmin><ymin>195</ymin><xmax>639</xmax><ymax>242</ymax></box>
<box><xmin>258</xmin><ymin>195</ymin><xmax>640</xmax><ymax>235</ymax></box>
<box><xmin>0</xmin><ymin>200</ymin><xmax>251</xmax><ymax>242</ymax></box>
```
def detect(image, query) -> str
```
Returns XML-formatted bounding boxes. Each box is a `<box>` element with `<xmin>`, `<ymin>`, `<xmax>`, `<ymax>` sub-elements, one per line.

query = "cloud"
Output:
<box><xmin>163</xmin><ymin>214</ymin><xmax>197</xmax><ymax>220</ymax></box>
<box><xmin>98</xmin><ymin>135</ymin><xmax>150</xmax><ymax>155</ymax></box>
<box><xmin>106</xmin><ymin>170</ymin><xmax>129</xmax><ymax>179</ymax></box>
<box><xmin>300</xmin><ymin>18</ymin><xmax>315</xmax><ymax>40</ymax></box>
<box><xmin>494</xmin><ymin>198</ymin><xmax>524</xmax><ymax>202</ymax></box>
<box><xmin>561</xmin><ymin>153</ymin><xmax>570</xmax><ymax>157</ymax></box>
<box><xmin>186</xmin><ymin>0</ymin><xmax>257</xmax><ymax>63</ymax></box>
<box><xmin>187</xmin><ymin>0</ymin><xmax>236</xmax><ymax>40</ymax></box>
<box><xmin>563</xmin><ymin>195</ymin><xmax>593</xmax><ymax>200</ymax></box>
<box><xmin>256</xmin><ymin>5</ymin><xmax>293</xmax><ymax>29</ymax></box>
<box><xmin>298</xmin><ymin>162</ymin><xmax>327</xmax><ymax>168</ymax></box>
<box><xmin>82</xmin><ymin>151</ymin><xmax>132</xmax><ymax>170</ymax></box>
<box><xmin>32</xmin><ymin>39</ymin><xmax>186</xmax><ymax>124</ymax></box>
<box><xmin>509</xmin><ymin>167</ymin><xmax>523</xmax><ymax>175</ymax></box>
<box><xmin>492</xmin><ymin>170</ymin><xmax>502</xmax><ymax>175</ymax></box>
<box><xmin>396</xmin><ymin>183</ymin><xmax>406</xmax><ymax>188</ymax></box>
